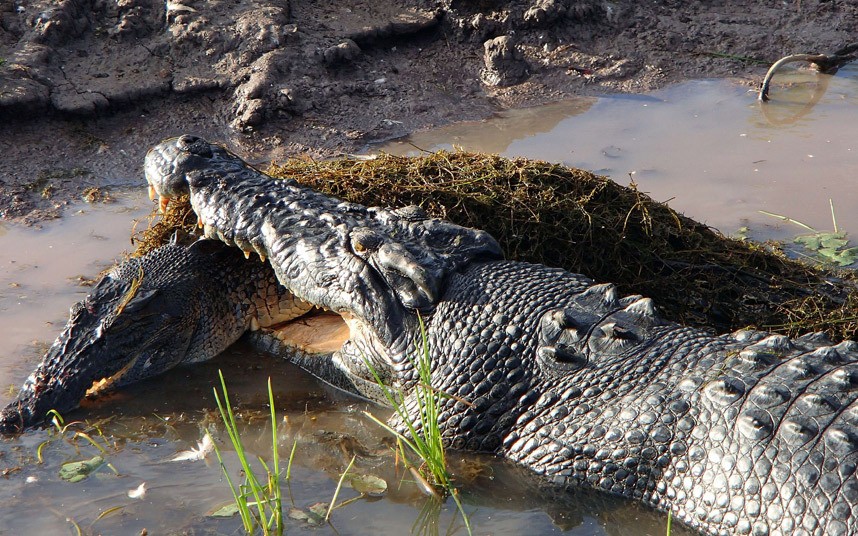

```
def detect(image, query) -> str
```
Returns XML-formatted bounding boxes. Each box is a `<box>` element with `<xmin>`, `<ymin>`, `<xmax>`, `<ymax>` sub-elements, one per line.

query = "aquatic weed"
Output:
<box><xmin>209</xmin><ymin>372</ymin><xmax>285</xmax><ymax>535</ymax></box>
<box><xmin>760</xmin><ymin>200</ymin><xmax>858</xmax><ymax>267</ymax></box>
<box><xmin>362</xmin><ymin>317</ymin><xmax>473</xmax><ymax>535</ymax></box>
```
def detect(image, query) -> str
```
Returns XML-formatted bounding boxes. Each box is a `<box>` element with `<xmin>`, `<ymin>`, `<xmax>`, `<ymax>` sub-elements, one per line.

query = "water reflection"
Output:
<box><xmin>382</xmin><ymin>65</ymin><xmax>858</xmax><ymax>242</ymax></box>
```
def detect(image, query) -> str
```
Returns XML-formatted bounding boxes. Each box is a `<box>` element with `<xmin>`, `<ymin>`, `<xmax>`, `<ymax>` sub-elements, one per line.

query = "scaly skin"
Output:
<box><xmin>5</xmin><ymin>135</ymin><xmax>858</xmax><ymax>536</ymax></box>
<box><xmin>0</xmin><ymin>239</ymin><xmax>305</xmax><ymax>433</ymax></box>
<box><xmin>144</xmin><ymin>136</ymin><xmax>858</xmax><ymax>536</ymax></box>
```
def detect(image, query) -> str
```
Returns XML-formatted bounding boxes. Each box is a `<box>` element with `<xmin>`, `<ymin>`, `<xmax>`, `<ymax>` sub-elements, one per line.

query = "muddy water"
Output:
<box><xmin>4</xmin><ymin>70</ymin><xmax>858</xmax><ymax>535</ymax></box>
<box><xmin>383</xmin><ymin>65</ymin><xmax>858</xmax><ymax>244</ymax></box>
<box><xmin>0</xmin><ymin>192</ymin><xmax>152</xmax><ymax>391</ymax></box>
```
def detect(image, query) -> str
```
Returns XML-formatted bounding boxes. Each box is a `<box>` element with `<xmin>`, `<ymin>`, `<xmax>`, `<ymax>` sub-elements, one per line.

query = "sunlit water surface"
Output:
<box><xmin>383</xmin><ymin>65</ymin><xmax>858</xmax><ymax>243</ymax></box>
<box><xmin>2</xmin><ymin>67</ymin><xmax>857</xmax><ymax>535</ymax></box>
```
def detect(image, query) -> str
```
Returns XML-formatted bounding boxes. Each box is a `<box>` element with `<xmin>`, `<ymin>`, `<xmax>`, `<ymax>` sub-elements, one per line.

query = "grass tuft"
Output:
<box><xmin>362</xmin><ymin>316</ymin><xmax>473</xmax><ymax>535</ymax></box>
<box><xmin>209</xmin><ymin>371</ymin><xmax>284</xmax><ymax>535</ymax></box>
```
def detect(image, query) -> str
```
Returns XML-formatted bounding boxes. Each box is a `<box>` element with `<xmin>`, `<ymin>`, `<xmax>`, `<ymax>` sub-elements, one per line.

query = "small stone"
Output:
<box><xmin>480</xmin><ymin>35</ymin><xmax>529</xmax><ymax>87</ymax></box>
<box><xmin>323</xmin><ymin>39</ymin><xmax>361</xmax><ymax>64</ymax></box>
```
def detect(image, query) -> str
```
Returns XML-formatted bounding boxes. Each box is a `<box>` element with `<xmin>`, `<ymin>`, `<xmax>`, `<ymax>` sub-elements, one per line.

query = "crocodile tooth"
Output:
<box><xmin>203</xmin><ymin>224</ymin><xmax>217</xmax><ymax>239</ymax></box>
<box><xmin>158</xmin><ymin>196</ymin><xmax>170</xmax><ymax>213</ymax></box>
<box><xmin>196</xmin><ymin>217</ymin><xmax>204</xmax><ymax>229</ymax></box>
<box><xmin>253</xmin><ymin>243</ymin><xmax>268</xmax><ymax>261</ymax></box>
<box><xmin>249</xmin><ymin>317</ymin><xmax>260</xmax><ymax>331</ymax></box>
<box><xmin>623</xmin><ymin>297</ymin><xmax>656</xmax><ymax>317</ymax></box>
<box><xmin>235</xmin><ymin>238</ymin><xmax>254</xmax><ymax>259</ymax></box>
<box><xmin>148</xmin><ymin>184</ymin><xmax>157</xmax><ymax>201</ymax></box>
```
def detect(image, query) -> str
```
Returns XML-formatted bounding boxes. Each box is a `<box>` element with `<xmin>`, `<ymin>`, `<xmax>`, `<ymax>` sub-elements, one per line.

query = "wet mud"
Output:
<box><xmin>1</xmin><ymin>0</ymin><xmax>856</xmax><ymax>223</ymax></box>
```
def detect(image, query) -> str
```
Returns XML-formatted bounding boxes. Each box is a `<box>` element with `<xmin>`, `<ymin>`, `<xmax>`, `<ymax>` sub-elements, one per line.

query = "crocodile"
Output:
<box><xmin>4</xmin><ymin>134</ymin><xmax>858</xmax><ymax>536</ymax></box>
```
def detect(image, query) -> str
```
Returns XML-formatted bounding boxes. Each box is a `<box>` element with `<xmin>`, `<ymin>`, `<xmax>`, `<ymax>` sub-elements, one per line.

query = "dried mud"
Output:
<box><xmin>1</xmin><ymin>0</ymin><xmax>855</xmax><ymax>223</ymax></box>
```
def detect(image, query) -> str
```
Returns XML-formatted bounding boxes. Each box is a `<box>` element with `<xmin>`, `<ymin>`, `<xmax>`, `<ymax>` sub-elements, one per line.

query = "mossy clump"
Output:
<box><xmin>134</xmin><ymin>151</ymin><xmax>858</xmax><ymax>340</ymax></box>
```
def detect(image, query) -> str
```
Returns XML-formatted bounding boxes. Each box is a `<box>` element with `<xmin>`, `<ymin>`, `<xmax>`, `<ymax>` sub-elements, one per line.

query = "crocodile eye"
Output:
<box><xmin>350</xmin><ymin>229</ymin><xmax>382</xmax><ymax>256</ymax></box>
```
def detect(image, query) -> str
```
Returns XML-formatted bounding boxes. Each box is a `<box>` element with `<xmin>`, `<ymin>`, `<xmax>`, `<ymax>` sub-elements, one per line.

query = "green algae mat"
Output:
<box><xmin>134</xmin><ymin>151</ymin><xmax>858</xmax><ymax>340</ymax></box>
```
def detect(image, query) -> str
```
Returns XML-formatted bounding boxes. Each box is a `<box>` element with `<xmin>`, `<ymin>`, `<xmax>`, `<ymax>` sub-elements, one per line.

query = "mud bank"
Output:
<box><xmin>1</xmin><ymin>0</ymin><xmax>855</xmax><ymax>222</ymax></box>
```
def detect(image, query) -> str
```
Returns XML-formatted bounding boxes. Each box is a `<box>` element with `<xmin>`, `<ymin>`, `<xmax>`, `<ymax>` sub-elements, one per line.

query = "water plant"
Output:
<box><xmin>760</xmin><ymin>199</ymin><xmax>858</xmax><ymax>267</ymax></box>
<box><xmin>362</xmin><ymin>317</ymin><xmax>473</xmax><ymax>535</ymax></box>
<box><xmin>37</xmin><ymin>410</ymin><xmax>116</xmax><ymax>472</ymax></box>
<box><xmin>209</xmin><ymin>371</ymin><xmax>285</xmax><ymax>535</ymax></box>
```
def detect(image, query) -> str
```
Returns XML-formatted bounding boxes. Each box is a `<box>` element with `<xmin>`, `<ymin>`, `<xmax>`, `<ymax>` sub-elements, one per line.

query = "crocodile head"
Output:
<box><xmin>145</xmin><ymin>135</ymin><xmax>504</xmax><ymax>396</ymax></box>
<box><xmin>0</xmin><ymin>241</ymin><xmax>286</xmax><ymax>433</ymax></box>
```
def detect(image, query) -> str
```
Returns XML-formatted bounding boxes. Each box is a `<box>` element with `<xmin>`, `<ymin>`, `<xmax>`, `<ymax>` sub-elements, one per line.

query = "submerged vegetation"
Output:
<box><xmin>760</xmin><ymin>200</ymin><xmax>858</xmax><ymax>267</ymax></box>
<box><xmin>136</xmin><ymin>150</ymin><xmax>858</xmax><ymax>340</ymax></box>
<box><xmin>208</xmin><ymin>374</ymin><xmax>416</xmax><ymax>534</ymax></box>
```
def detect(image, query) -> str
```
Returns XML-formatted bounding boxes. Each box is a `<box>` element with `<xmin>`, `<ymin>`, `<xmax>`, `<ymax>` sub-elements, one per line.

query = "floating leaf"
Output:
<box><xmin>831</xmin><ymin>247</ymin><xmax>858</xmax><ymax>266</ymax></box>
<box><xmin>210</xmin><ymin>503</ymin><xmax>241</xmax><ymax>517</ymax></box>
<box><xmin>288</xmin><ymin>504</ymin><xmax>325</xmax><ymax>526</ymax></box>
<box><xmin>59</xmin><ymin>456</ymin><xmax>104</xmax><ymax>483</ymax></box>
<box><xmin>308</xmin><ymin>502</ymin><xmax>327</xmax><ymax>518</ymax></box>
<box><xmin>819</xmin><ymin>233</ymin><xmax>849</xmax><ymax>249</ymax></box>
<box><xmin>348</xmin><ymin>474</ymin><xmax>387</xmax><ymax>496</ymax></box>
<box><xmin>287</xmin><ymin>508</ymin><xmax>309</xmax><ymax>522</ymax></box>
<box><xmin>794</xmin><ymin>235</ymin><xmax>821</xmax><ymax>250</ymax></box>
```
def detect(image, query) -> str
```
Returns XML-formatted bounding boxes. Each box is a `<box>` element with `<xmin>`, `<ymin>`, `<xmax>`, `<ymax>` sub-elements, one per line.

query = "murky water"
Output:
<box><xmin>382</xmin><ymin>65</ymin><xmax>858</xmax><ymax>244</ymax></box>
<box><xmin>0</xmin><ymin>193</ymin><xmax>152</xmax><ymax>392</ymax></box>
<box><xmin>2</xmin><ymin>68</ymin><xmax>857</xmax><ymax>535</ymax></box>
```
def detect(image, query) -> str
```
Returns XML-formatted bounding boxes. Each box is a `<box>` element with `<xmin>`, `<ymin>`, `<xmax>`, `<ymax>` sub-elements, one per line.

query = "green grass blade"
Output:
<box><xmin>326</xmin><ymin>455</ymin><xmax>356</xmax><ymax>522</ymax></box>
<box><xmin>758</xmin><ymin>210</ymin><xmax>817</xmax><ymax>232</ymax></box>
<box><xmin>286</xmin><ymin>439</ymin><xmax>298</xmax><ymax>481</ymax></box>
<box><xmin>267</xmin><ymin>377</ymin><xmax>282</xmax><ymax>534</ymax></box>
<box><xmin>209</xmin><ymin>430</ymin><xmax>254</xmax><ymax>532</ymax></box>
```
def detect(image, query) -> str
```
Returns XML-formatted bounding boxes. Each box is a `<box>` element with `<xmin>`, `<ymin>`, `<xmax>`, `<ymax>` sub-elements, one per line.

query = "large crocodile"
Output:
<box><xmin>4</xmin><ymin>135</ymin><xmax>858</xmax><ymax>536</ymax></box>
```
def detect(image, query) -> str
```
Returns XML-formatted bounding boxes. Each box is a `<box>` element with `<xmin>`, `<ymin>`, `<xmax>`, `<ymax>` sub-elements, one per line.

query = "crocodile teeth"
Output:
<box><xmin>158</xmin><ymin>196</ymin><xmax>170</xmax><ymax>213</ymax></box>
<box><xmin>197</xmin><ymin>217</ymin><xmax>204</xmax><ymax>229</ymax></box>
<box><xmin>148</xmin><ymin>184</ymin><xmax>157</xmax><ymax>201</ymax></box>
<box><xmin>253</xmin><ymin>244</ymin><xmax>268</xmax><ymax>262</ymax></box>
<box><xmin>249</xmin><ymin>317</ymin><xmax>260</xmax><ymax>331</ymax></box>
<box><xmin>235</xmin><ymin>238</ymin><xmax>254</xmax><ymax>260</ymax></box>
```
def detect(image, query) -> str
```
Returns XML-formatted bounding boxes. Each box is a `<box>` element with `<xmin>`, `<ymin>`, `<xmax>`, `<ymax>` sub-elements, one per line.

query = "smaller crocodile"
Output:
<box><xmin>0</xmin><ymin>239</ymin><xmax>307</xmax><ymax>433</ymax></box>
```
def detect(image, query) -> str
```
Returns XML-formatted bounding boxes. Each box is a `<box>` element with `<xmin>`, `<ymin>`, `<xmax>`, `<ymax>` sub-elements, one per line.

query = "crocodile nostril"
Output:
<box><xmin>177</xmin><ymin>134</ymin><xmax>200</xmax><ymax>147</ymax></box>
<box><xmin>177</xmin><ymin>135</ymin><xmax>213</xmax><ymax>158</ymax></box>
